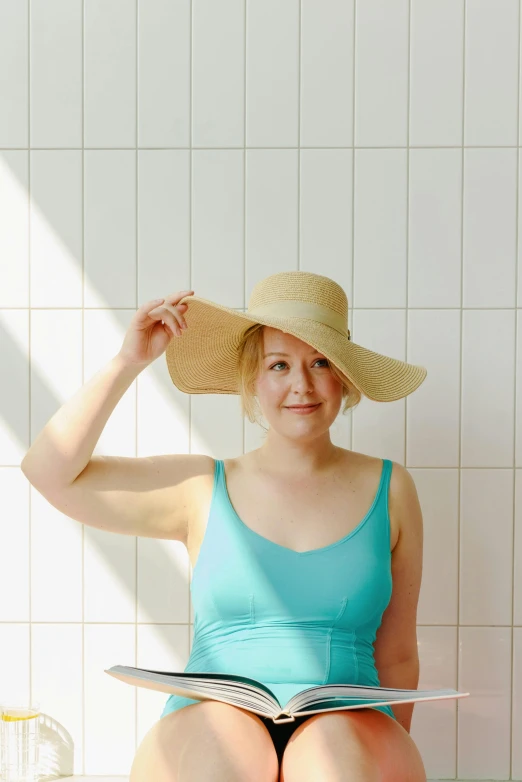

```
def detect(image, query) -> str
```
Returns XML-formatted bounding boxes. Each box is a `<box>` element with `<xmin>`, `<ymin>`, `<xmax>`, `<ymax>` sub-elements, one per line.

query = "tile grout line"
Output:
<box><xmin>511</xmin><ymin>1</ymin><xmax>521</xmax><ymax>779</ymax></box>
<box><xmin>298</xmin><ymin>0</ymin><xmax>301</xmax><ymax>275</ymax></box>
<box><xmin>134</xmin><ymin>0</ymin><xmax>139</xmax><ymax>761</ymax></box>
<box><xmin>242</xmin><ymin>0</ymin><xmax>246</xmax><ymax>451</ymax></box>
<box><xmin>188</xmin><ymin>0</ymin><xmax>193</xmax><ymax>661</ymax></box>
<box><xmin>1</xmin><ymin>620</ymin><xmax>520</xmax><ymax>627</ymax></box>
<box><xmin>6</xmin><ymin>145</ymin><xmax>522</xmax><ymax>150</ymax></box>
<box><xmin>351</xmin><ymin>0</ymin><xmax>356</xmax><ymax>452</ymax></box>
<box><xmin>405</xmin><ymin>0</ymin><xmax>411</xmax><ymax>613</ymax></box>
<box><xmin>5</xmin><ymin>305</ymin><xmax>522</xmax><ymax>310</ymax></box>
<box><xmin>27</xmin><ymin>0</ymin><xmax>32</xmax><ymax>729</ymax></box>
<box><xmin>81</xmin><ymin>0</ymin><xmax>85</xmax><ymax>773</ymax></box>
<box><xmin>457</xmin><ymin>0</ymin><xmax>465</xmax><ymax>775</ymax></box>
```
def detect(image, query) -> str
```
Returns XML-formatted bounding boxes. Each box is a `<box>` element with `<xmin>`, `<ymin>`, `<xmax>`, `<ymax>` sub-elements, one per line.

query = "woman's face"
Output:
<box><xmin>254</xmin><ymin>327</ymin><xmax>344</xmax><ymax>434</ymax></box>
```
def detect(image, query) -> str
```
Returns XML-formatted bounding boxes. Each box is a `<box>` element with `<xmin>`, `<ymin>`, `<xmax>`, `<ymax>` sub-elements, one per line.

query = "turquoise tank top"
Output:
<box><xmin>161</xmin><ymin>457</ymin><xmax>396</xmax><ymax>722</ymax></box>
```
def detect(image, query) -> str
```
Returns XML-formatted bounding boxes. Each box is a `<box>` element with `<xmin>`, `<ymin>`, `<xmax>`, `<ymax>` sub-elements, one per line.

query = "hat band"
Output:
<box><xmin>248</xmin><ymin>299</ymin><xmax>349</xmax><ymax>337</ymax></box>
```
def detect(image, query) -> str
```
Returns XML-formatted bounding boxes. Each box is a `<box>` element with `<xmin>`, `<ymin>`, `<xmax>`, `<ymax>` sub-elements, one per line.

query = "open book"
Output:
<box><xmin>105</xmin><ymin>665</ymin><xmax>470</xmax><ymax>724</ymax></box>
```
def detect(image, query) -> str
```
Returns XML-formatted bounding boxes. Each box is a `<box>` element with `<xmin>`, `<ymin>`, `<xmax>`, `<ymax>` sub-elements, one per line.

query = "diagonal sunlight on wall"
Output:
<box><xmin>0</xmin><ymin>142</ymin><xmax>314</xmax><ymax>777</ymax></box>
<box><xmin>0</xmin><ymin>150</ymin><xmax>210</xmax><ymax>731</ymax></box>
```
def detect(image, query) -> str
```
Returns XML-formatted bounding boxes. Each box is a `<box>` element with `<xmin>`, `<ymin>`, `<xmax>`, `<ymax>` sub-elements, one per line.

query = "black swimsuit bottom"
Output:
<box><xmin>260</xmin><ymin>714</ymin><xmax>312</xmax><ymax>764</ymax></box>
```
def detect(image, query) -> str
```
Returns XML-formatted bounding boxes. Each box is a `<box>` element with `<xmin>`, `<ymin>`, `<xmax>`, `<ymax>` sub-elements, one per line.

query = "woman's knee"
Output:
<box><xmin>130</xmin><ymin>709</ymin><xmax>186</xmax><ymax>782</ymax></box>
<box><xmin>176</xmin><ymin>702</ymin><xmax>279</xmax><ymax>781</ymax></box>
<box><xmin>130</xmin><ymin>701</ymin><xmax>279</xmax><ymax>782</ymax></box>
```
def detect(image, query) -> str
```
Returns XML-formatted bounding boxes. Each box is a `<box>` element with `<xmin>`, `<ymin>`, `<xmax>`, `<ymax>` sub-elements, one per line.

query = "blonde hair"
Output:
<box><xmin>236</xmin><ymin>323</ymin><xmax>361</xmax><ymax>429</ymax></box>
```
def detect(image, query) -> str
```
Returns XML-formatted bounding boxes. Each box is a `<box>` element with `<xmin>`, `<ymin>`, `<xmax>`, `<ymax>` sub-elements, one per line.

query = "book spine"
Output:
<box><xmin>272</xmin><ymin>714</ymin><xmax>296</xmax><ymax>724</ymax></box>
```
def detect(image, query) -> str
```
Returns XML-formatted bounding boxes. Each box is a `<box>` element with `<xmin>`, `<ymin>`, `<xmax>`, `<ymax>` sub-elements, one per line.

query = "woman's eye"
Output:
<box><xmin>270</xmin><ymin>359</ymin><xmax>329</xmax><ymax>371</ymax></box>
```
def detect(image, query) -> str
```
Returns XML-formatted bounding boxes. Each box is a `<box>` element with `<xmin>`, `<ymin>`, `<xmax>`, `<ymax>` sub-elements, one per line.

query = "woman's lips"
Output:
<box><xmin>285</xmin><ymin>403</ymin><xmax>321</xmax><ymax>414</ymax></box>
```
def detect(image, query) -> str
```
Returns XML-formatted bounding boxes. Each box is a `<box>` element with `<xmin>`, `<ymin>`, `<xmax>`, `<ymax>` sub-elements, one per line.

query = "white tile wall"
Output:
<box><xmin>0</xmin><ymin>0</ymin><xmax>520</xmax><ymax>779</ymax></box>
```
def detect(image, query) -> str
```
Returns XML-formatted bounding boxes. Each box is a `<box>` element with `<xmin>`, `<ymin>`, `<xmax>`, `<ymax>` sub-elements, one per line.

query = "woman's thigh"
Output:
<box><xmin>130</xmin><ymin>701</ymin><xmax>280</xmax><ymax>782</ymax></box>
<box><xmin>279</xmin><ymin>708</ymin><xmax>427</xmax><ymax>782</ymax></box>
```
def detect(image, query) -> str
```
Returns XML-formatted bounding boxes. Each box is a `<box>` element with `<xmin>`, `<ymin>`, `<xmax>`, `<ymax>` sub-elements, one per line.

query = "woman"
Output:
<box><xmin>22</xmin><ymin>271</ymin><xmax>428</xmax><ymax>781</ymax></box>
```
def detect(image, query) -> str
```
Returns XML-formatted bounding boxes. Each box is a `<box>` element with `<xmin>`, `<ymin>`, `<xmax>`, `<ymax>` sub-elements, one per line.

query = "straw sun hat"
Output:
<box><xmin>164</xmin><ymin>270</ymin><xmax>427</xmax><ymax>403</ymax></box>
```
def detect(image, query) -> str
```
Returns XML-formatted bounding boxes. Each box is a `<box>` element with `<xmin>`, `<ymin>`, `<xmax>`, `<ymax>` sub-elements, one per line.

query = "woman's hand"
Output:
<box><xmin>117</xmin><ymin>290</ymin><xmax>194</xmax><ymax>367</ymax></box>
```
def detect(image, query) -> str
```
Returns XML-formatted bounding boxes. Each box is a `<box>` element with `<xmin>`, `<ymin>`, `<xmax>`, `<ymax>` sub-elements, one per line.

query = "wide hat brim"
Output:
<box><xmin>165</xmin><ymin>295</ymin><xmax>427</xmax><ymax>403</ymax></box>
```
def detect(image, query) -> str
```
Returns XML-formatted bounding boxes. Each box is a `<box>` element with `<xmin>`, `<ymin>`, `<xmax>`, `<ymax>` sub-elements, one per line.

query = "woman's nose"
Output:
<box><xmin>291</xmin><ymin>373</ymin><xmax>314</xmax><ymax>392</ymax></box>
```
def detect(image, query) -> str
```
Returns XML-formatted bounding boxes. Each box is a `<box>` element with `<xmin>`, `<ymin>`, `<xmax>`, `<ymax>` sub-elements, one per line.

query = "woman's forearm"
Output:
<box><xmin>377</xmin><ymin>656</ymin><xmax>420</xmax><ymax>734</ymax></box>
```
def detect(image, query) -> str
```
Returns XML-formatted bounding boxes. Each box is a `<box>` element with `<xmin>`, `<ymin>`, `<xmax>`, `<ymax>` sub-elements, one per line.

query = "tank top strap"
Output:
<box><xmin>377</xmin><ymin>458</ymin><xmax>393</xmax><ymax>549</ymax></box>
<box><xmin>381</xmin><ymin>458</ymin><xmax>393</xmax><ymax>496</ymax></box>
<box><xmin>212</xmin><ymin>458</ymin><xmax>236</xmax><ymax>527</ymax></box>
<box><xmin>216</xmin><ymin>458</ymin><xmax>226</xmax><ymax>485</ymax></box>
<box><xmin>213</xmin><ymin>457</ymin><xmax>224</xmax><ymax>498</ymax></box>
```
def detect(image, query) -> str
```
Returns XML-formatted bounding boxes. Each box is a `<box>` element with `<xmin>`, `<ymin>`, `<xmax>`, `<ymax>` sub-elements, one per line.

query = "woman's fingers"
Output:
<box><xmin>163</xmin><ymin>289</ymin><xmax>194</xmax><ymax>313</ymax></box>
<box><xmin>161</xmin><ymin>310</ymin><xmax>181</xmax><ymax>336</ymax></box>
<box><xmin>161</xmin><ymin>302</ymin><xmax>186</xmax><ymax>332</ymax></box>
<box><xmin>135</xmin><ymin>298</ymin><xmax>166</xmax><ymax>323</ymax></box>
<box><xmin>146</xmin><ymin>290</ymin><xmax>194</xmax><ymax>336</ymax></box>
